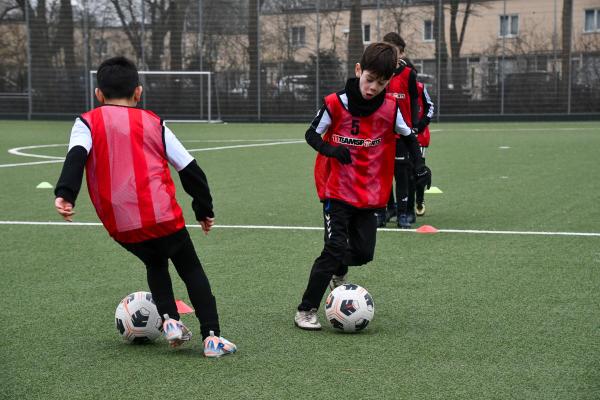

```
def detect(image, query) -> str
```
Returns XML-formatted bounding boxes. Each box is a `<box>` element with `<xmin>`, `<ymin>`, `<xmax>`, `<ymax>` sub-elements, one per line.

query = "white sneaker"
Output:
<box><xmin>294</xmin><ymin>309</ymin><xmax>322</xmax><ymax>330</ymax></box>
<box><xmin>162</xmin><ymin>314</ymin><xmax>192</xmax><ymax>348</ymax></box>
<box><xmin>329</xmin><ymin>274</ymin><xmax>348</xmax><ymax>291</ymax></box>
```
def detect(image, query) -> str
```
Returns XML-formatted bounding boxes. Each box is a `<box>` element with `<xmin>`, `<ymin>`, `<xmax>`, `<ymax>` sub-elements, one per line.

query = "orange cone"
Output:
<box><xmin>416</xmin><ymin>225</ymin><xmax>439</xmax><ymax>234</ymax></box>
<box><xmin>175</xmin><ymin>300</ymin><xmax>194</xmax><ymax>314</ymax></box>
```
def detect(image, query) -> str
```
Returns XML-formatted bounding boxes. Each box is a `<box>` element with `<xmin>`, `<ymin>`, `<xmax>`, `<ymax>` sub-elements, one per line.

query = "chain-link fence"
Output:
<box><xmin>1</xmin><ymin>0</ymin><xmax>599</xmax><ymax>121</ymax></box>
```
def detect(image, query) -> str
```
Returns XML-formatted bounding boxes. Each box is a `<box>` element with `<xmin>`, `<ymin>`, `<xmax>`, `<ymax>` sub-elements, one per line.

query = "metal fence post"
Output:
<box><xmin>141</xmin><ymin>1</ymin><xmax>146</xmax><ymax>109</ymax></box>
<box><xmin>24</xmin><ymin>1</ymin><xmax>32</xmax><ymax>120</ymax></box>
<box><xmin>500</xmin><ymin>0</ymin><xmax>506</xmax><ymax>115</ymax></box>
<box><xmin>316</xmin><ymin>0</ymin><xmax>320</xmax><ymax>110</ymax></box>
<box><xmin>199</xmin><ymin>0</ymin><xmax>204</xmax><ymax>119</ymax></box>
<box><xmin>436</xmin><ymin>0</ymin><xmax>441</xmax><ymax>122</ymax></box>
<box><xmin>257</xmin><ymin>0</ymin><xmax>261</xmax><ymax>122</ymax></box>
<box><xmin>83</xmin><ymin>0</ymin><xmax>90</xmax><ymax>110</ymax></box>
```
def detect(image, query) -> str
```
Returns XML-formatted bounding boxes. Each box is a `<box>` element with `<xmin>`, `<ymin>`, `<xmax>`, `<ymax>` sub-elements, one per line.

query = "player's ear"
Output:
<box><xmin>354</xmin><ymin>63</ymin><xmax>362</xmax><ymax>78</ymax></box>
<box><xmin>133</xmin><ymin>86</ymin><xmax>143</xmax><ymax>102</ymax></box>
<box><xmin>94</xmin><ymin>88</ymin><xmax>105</xmax><ymax>104</ymax></box>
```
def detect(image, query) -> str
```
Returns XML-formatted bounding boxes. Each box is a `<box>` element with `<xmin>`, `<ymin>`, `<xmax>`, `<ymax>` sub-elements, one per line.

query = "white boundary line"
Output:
<box><xmin>8</xmin><ymin>144</ymin><xmax>66</xmax><ymax>159</ymax></box>
<box><xmin>432</xmin><ymin>127</ymin><xmax>599</xmax><ymax>132</ymax></box>
<box><xmin>0</xmin><ymin>220</ymin><xmax>598</xmax><ymax>237</ymax></box>
<box><xmin>184</xmin><ymin>139</ymin><xmax>301</xmax><ymax>143</ymax></box>
<box><xmin>2</xmin><ymin>140</ymin><xmax>305</xmax><ymax>168</ymax></box>
<box><xmin>186</xmin><ymin>140</ymin><xmax>304</xmax><ymax>152</ymax></box>
<box><xmin>0</xmin><ymin>159</ymin><xmax>64</xmax><ymax>168</ymax></box>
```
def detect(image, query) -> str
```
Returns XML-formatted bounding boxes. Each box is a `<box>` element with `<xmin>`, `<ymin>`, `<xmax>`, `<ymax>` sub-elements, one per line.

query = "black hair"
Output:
<box><xmin>359</xmin><ymin>42</ymin><xmax>397</xmax><ymax>80</ymax></box>
<box><xmin>382</xmin><ymin>32</ymin><xmax>406</xmax><ymax>52</ymax></box>
<box><xmin>96</xmin><ymin>57</ymin><xmax>139</xmax><ymax>99</ymax></box>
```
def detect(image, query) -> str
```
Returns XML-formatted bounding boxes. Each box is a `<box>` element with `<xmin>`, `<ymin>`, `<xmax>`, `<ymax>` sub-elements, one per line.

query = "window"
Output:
<box><xmin>585</xmin><ymin>9</ymin><xmax>600</xmax><ymax>32</ymax></box>
<box><xmin>291</xmin><ymin>26</ymin><xmax>305</xmax><ymax>47</ymax></box>
<box><xmin>423</xmin><ymin>20</ymin><xmax>433</xmax><ymax>41</ymax></box>
<box><xmin>363</xmin><ymin>24</ymin><xmax>371</xmax><ymax>43</ymax></box>
<box><xmin>499</xmin><ymin>14</ymin><xmax>519</xmax><ymax>37</ymax></box>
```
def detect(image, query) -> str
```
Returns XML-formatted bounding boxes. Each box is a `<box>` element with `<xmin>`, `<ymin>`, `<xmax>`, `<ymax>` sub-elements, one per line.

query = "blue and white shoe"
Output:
<box><xmin>203</xmin><ymin>330</ymin><xmax>237</xmax><ymax>358</ymax></box>
<box><xmin>162</xmin><ymin>314</ymin><xmax>192</xmax><ymax>348</ymax></box>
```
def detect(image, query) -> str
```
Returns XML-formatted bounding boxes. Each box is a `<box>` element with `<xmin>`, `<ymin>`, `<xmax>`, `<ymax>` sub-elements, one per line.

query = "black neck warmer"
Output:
<box><xmin>345</xmin><ymin>78</ymin><xmax>386</xmax><ymax>117</ymax></box>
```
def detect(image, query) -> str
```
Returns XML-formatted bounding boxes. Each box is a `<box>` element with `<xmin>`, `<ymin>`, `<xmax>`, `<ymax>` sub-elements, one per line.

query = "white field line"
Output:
<box><xmin>184</xmin><ymin>139</ymin><xmax>301</xmax><ymax>142</ymax></box>
<box><xmin>2</xmin><ymin>140</ymin><xmax>305</xmax><ymax>168</ymax></box>
<box><xmin>0</xmin><ymin>159</ymin><xmax>65</xmax><ymax>168</ymax></box>
<box><xmin>0</xmin><ymin>220</ymin><xmax>598</xmax><ymax>237</ymax></box>
<box><xmin>8</xmin><ymin>144</ymin><xmax>66</xmax><ymax>159</ymax></box>
<box><xmin>433</xmin><ymin>127</ymin><xmax>599</xmax><ymax>132</ymax></box>
<box><xmin>186</xmin><ymin>140</ymin><xmax>304</xmax><ymax>152</ymax></box>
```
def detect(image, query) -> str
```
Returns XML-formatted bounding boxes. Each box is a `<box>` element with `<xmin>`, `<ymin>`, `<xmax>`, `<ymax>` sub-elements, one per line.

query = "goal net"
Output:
<box><xmin>89</xmin><ymin>70</ymin><xmax>221</xmax><ymax>123</ymax></box>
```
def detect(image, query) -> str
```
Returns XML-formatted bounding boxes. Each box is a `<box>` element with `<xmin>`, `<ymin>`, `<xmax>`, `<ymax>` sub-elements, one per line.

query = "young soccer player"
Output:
<box><xmin>380</xmin><ymin>32</ymin><xmax>421</xmax><ymax>229</ymax></box>
<box><xmin>294</xmin><ymin>43</ymin><xmax>431</xmax><ymax>330</ymax></box>
<box><xmin>414</xmin><ymin>81</ymin><xmax>435</xmax><ymax>216</ymax></box>
<box><xmin>54</xmin><ymin>57</ymin><xmax>236</xmax><ymax>357</ymax></box>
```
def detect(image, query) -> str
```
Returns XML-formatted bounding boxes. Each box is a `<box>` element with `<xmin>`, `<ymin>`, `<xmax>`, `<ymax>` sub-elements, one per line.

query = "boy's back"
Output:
<box><xmin>80</xmin><ymin>105</ymin><xmax>184</xmax><ymax>243</ymax></box>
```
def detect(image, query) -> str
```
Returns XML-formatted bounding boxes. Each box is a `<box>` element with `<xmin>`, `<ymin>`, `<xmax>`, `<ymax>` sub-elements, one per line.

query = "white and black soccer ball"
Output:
<box><xmin>325</xmin><ymin>284</ymin><xmax>374</xmax><ymax>333</ymax></box>
<box><xmin>115</xmin><ymin>291</ymin><xmax>162</xmax><ymax>344</ymax></box>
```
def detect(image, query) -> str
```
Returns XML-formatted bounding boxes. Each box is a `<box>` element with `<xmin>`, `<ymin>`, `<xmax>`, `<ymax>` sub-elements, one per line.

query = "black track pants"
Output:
<box><xmin>118</xmin><ymin>228</ymin><xmax>220</xmax><ymax>339</ymax></box>
<box><xmin>298</xmin><ymin>200</ymin><xmax>378</xmax><ymax>311</ymax></box>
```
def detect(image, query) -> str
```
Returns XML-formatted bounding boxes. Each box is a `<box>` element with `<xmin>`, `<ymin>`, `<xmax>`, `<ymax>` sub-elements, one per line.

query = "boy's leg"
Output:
<box><xmin>377</xmin><ymin>188</ymin><xmax>394</xmax><ymax>227</ymax></box>
<box><xmin>406</xmin><ymin>161</ymin><xmax>416</xmax><ymax>223</ymax></box>
<box><xmin>394</xmin><ymin>165</ymin><xmax>409</xmax><ymax>215</ymax></box>
<box><xmin>342</xmin><ymin>209</ymin><xmax>378</xmax><ymax>267</ymax></box>
<box><xmin>386</xmin><ymin>187</ymin><xmax>395</xmax><ymax>210</ymax></box>
<box><xmin>416</xmin><ymin>154</ymin><xmax>427</xmax><ymax>216</ymax></box>
<box><xmin>118</xmin><ymin>241</ymin><xmax>179</xmax><ymax>321</ymax></box>
<box><xmin>168</xmin><ymin>229</ymin><xmax>220</xmax><ymax>340</ymax></box>
<box><xmin>298</xmin><ymin>200</ymin><xmax>352</xmax><ymax>311</ymax></box>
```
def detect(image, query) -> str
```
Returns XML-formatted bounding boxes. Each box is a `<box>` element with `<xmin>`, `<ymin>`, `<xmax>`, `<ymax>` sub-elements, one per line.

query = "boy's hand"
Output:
<box><xmin>55</xmin><ymin>197</ymin><xmax>75</xmax><ymax>222</ymax></box>
<box><xmin>331</xmin><ymin>146</ymin><xmax>352</xmax><ymax>164</ymax></box>
<box><xmin>319</xmin><ymin>143</ymin><xmax>352</xmax><ymax>164</ymax></box>
<box><xmin>199</xmin><ymin>217</ymin><xmax>215</xmax><ymax>235</ymax></box>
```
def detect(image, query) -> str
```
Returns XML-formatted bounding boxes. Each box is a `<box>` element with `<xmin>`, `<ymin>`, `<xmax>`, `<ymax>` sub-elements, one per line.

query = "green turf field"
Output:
<box><xmin>1</xmin><ymin>120</ymin><xmax>599</xmax><ymax>399</ymax></box>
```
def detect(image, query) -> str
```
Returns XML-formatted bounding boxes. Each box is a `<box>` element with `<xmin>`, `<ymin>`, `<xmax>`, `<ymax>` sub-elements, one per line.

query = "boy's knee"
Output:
<box><xmin>355</xmin><ymin>251</ymin><xmax>374</xmax><ymax>265</ymax></box>
<box><xmin>343</xmin><ymin>249</ymin><xmax>374</xmax><ymax>266</ymax></box>
<box><xmin>323</xmin><ymin>242</ymin><xmax>349</xmax><ymax>264</ymax></box>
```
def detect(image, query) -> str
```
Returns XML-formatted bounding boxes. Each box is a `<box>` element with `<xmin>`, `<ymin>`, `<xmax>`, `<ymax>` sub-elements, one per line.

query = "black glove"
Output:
<box><xmin>415</xmin><ymin>165</ymin><xmax>431</xmax><ymax>189</ymax></box>
<box><xmin>321</xmin><ymin>143</ymin><xmax>352</xmax><ymax>164</ymax></box>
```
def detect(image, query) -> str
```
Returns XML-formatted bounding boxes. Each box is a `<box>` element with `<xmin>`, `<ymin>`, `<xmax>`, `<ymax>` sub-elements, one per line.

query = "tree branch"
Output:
<box><xmin>0</xmin><ymin>5</ymin><xmax>19</xmax><ymax>22</ymax></box>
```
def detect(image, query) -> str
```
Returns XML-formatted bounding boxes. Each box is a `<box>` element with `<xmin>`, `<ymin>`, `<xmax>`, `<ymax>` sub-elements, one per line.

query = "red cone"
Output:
<box><xmin>175</xmin><ymin>300</ymin><xmax>194</xmax><ymax>314</ymax></box>
<box><xmin>416</xmin><ymin>225</ymin><xmax>439</xmax><ymax>234</ymax></box>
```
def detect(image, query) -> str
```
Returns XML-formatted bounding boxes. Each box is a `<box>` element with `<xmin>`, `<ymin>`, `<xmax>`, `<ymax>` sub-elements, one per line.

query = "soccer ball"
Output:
<box><xmin>325</xmin><ymin>284</ymin><xmax>374</xmax><ymax>333</ymax></box>
<box><xmin>114</xmin><ymin>291</ymin><xmax>163</xmax><ymax>344</ymax></box>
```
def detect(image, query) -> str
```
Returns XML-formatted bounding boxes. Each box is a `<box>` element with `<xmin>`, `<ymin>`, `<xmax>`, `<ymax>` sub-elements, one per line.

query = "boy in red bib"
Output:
<box><xmin>54</xmin><ymin>57</ymin><xmax>236</xmax><ymax>357</ymax></box>
<box><xmin>295</xmin><ymin>43</ymin><xmax>431</xmax><ymax>330</ymax></box>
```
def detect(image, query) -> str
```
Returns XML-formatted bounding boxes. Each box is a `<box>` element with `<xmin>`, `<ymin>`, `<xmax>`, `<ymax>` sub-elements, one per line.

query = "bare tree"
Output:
<box><xmin>0</xmin><ymin>1</ymin><xmax>20</xmax><ymax>21</ymax></box>
<box><xmin>433</xmin><ymin>0</ymin><xmax>448</xmax><ymax>93</ymax></box>
<box><xmin>381</xmin><ymin>0</ymin><xmax>416</xmax><ymax>37</ymax></box>
<box><xmin>110</xmin><ymin>0</ymin><xmax>171</xmax><ymax>69</ymax></box>
<box><xmin>56</xmin><ymin>0</ymin><xmax>76</xmax><ymax>76</ymax></box>
<box><xmin>168</xmin><ymin>0</ymin><xmax>190</xmax><ymax>70</ymax></box>
<box><xmin>109</xmin><ymin>0</ymin><xmax>144</xmax><ymax>63</ymax></box>
<box><xmin>448</xmin><ymin>0</ymin><xmax>472</xmax><ymax>87</ymax></box>
<box><xmin>321</xmin><ymin>8</ymin><xmax>342</xmax><ymax>53</ymax></box>
<box><xmin>247</xmin><ymin>0</ymin><xmax>259</xmax><ymax>107</ymax></box>
<box><xmin>560</xmin><ymin>0</ymin><xmax>572</xmax><ymax>101</ymax></box>
<box><xmin>347</xmin><ymin>0</ymin><xmax>362</xmax><ymax>77</ymax></box>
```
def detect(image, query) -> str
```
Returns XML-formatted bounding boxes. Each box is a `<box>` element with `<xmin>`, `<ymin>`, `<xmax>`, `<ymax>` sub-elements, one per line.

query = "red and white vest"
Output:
<box><xmin>416</xmin><ymin>81</ymin><xmax>431</xmax><ymax>147</ymax></box>
<box><xmin>314</xmin><ymin>93</ymin><xmax>397</xmax><ymax>209</ymax></box>
<box><xmin>387</xmin><ymin>66</ymin><xmax>413</xmax><ymax>128</ymax></box>
<box><xmin>80</xmin><ymin>105</ymin><xmax>185</xmax><ymax>243</ymax></box>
